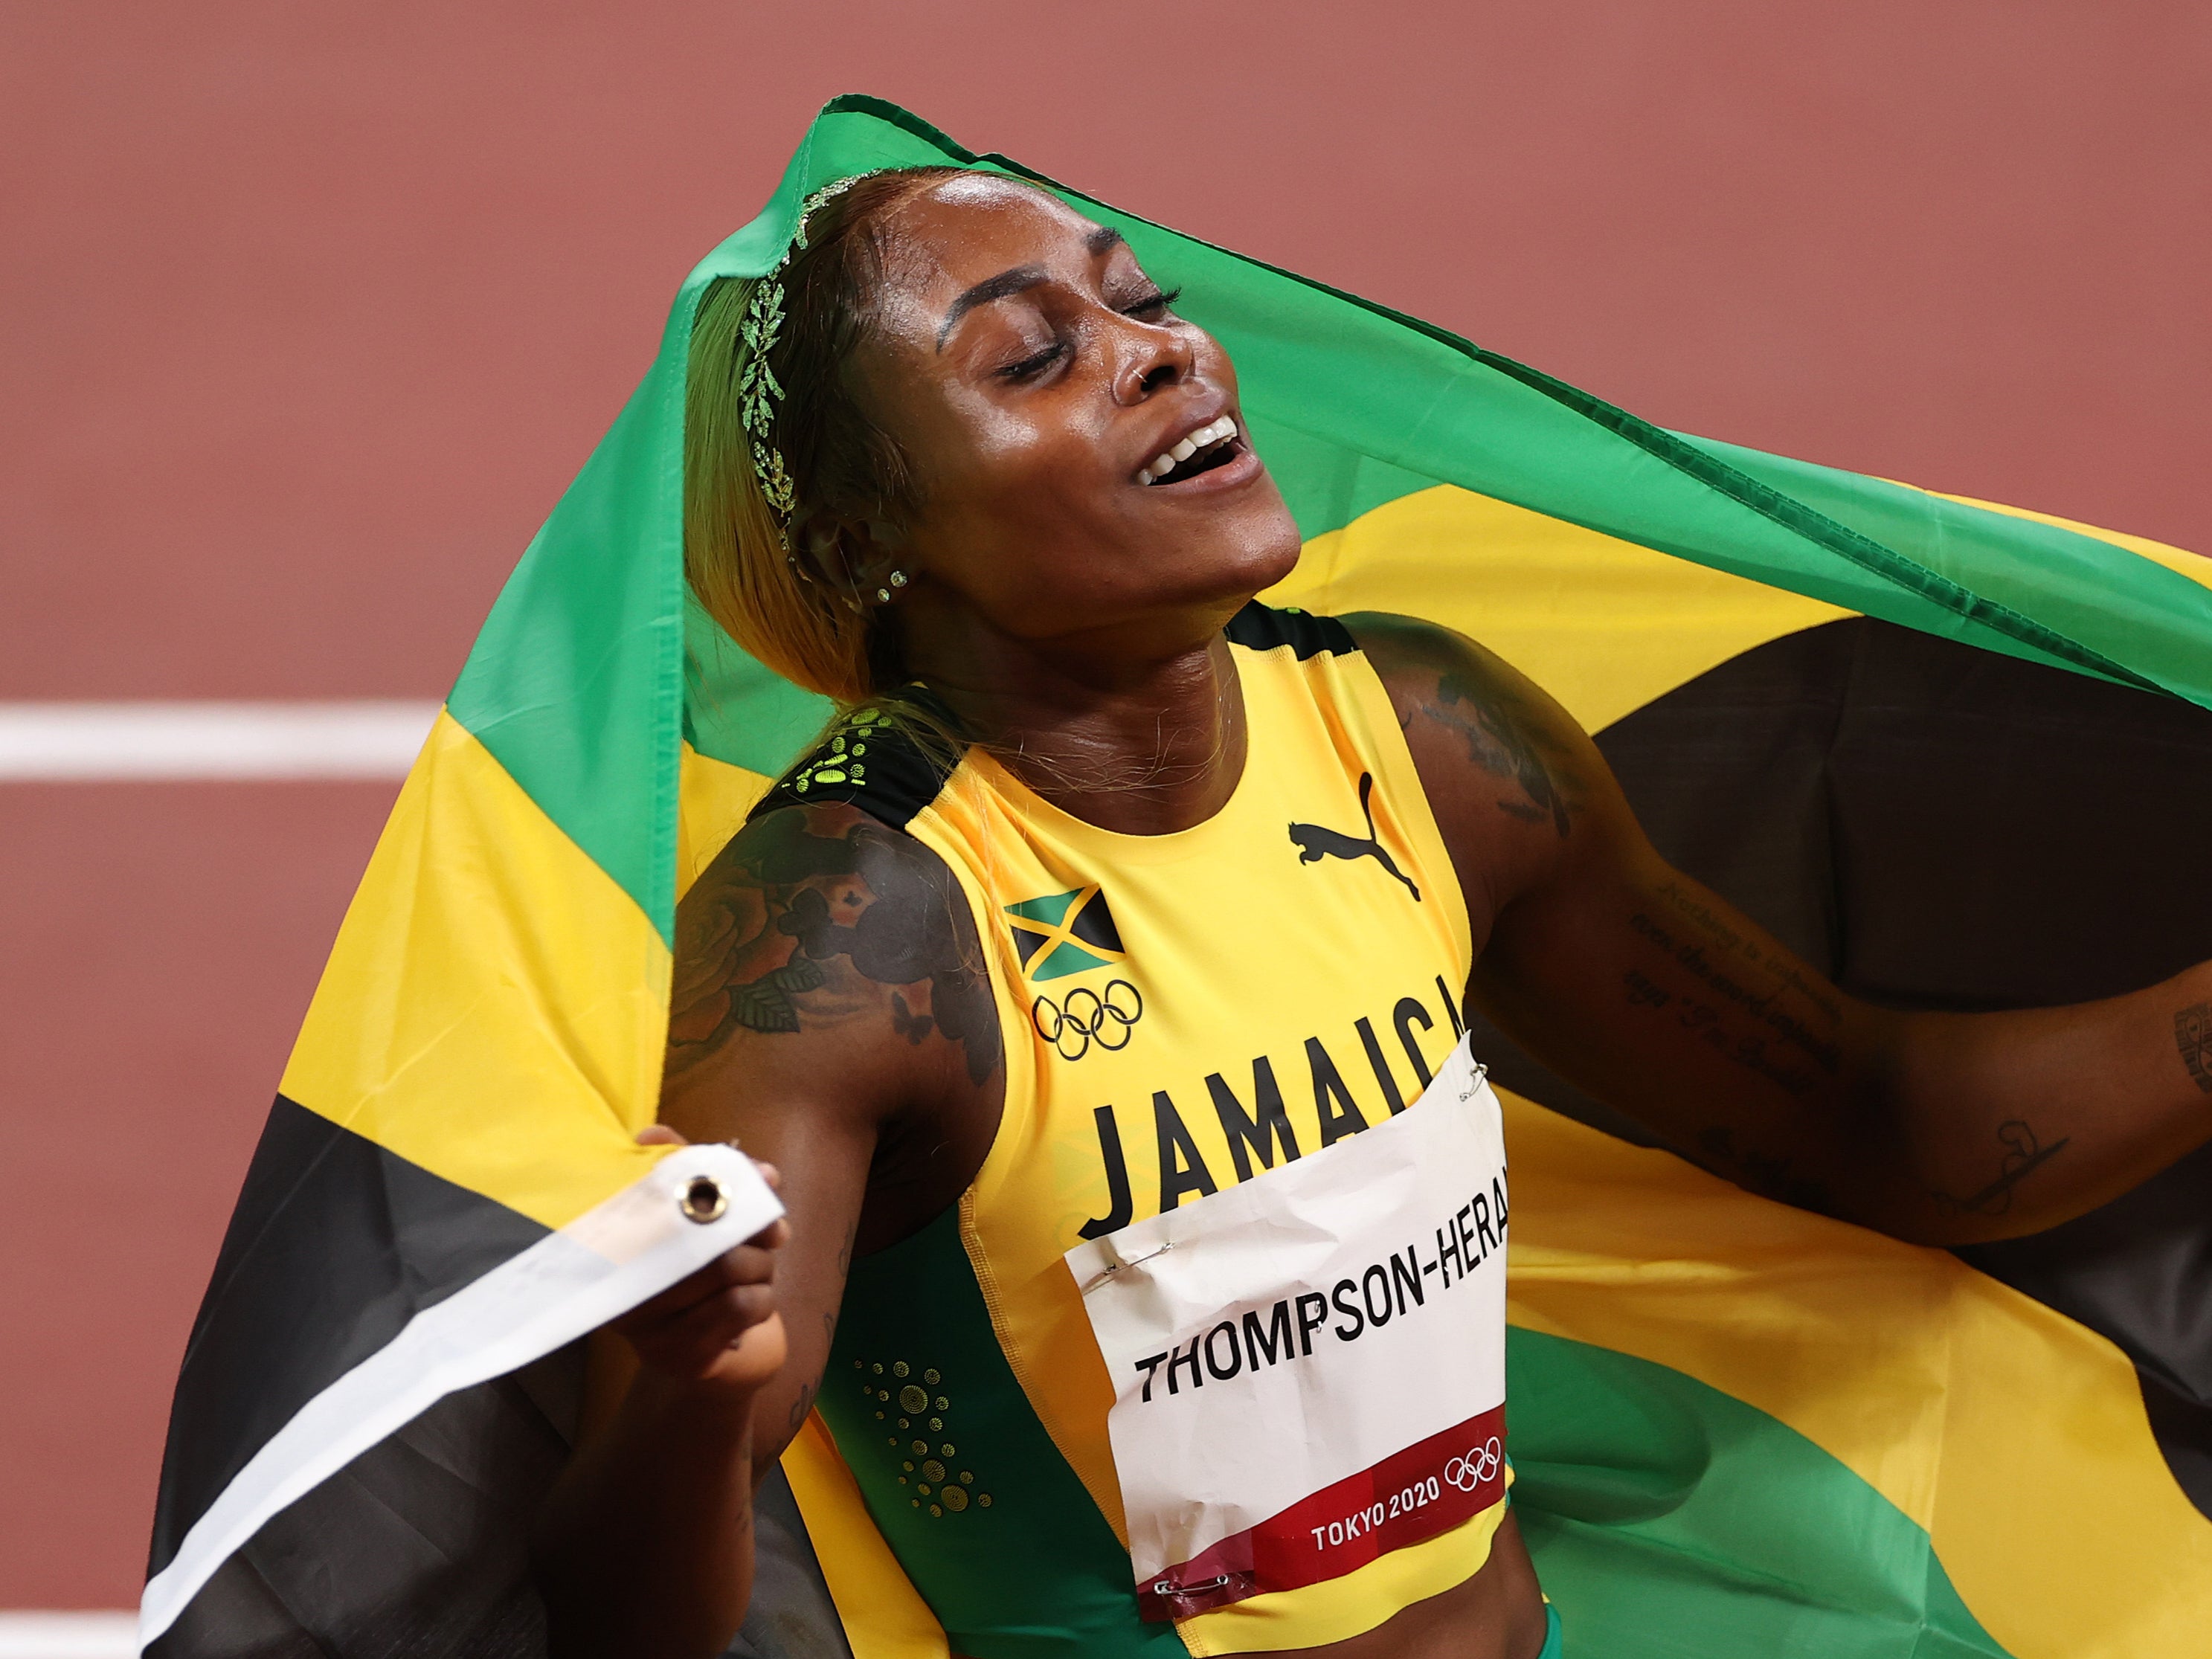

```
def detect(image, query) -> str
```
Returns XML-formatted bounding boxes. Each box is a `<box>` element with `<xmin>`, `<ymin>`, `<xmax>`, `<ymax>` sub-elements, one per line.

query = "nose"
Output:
<box><xmin>1110</xmin><ymin>312</ymin><xmax>1194</xmax><ymax>405</ymax></box>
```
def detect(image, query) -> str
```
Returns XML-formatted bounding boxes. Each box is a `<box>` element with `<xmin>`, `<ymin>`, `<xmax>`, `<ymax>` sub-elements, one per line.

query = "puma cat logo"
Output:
<box><xmin>1287</xmin><ymin>772</ymin><xmax>1421</xmax><ymax>901</ymax></box>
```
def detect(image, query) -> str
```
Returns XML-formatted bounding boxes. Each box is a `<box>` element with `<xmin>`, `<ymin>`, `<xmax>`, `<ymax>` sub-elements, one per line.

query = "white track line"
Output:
<box><xmin>0</xmin><ymin>702</ymin><xmax>440</xmax><ymax>781</ymax></box>
<box><xmin>0</xmin><ymin>1612</ymin><xmax>137</xmax><ymax>1658</ymax></box>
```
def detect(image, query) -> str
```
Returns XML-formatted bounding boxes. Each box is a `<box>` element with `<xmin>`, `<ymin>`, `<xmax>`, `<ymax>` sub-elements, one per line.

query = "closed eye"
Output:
<box><xmin>1121</xmin><ymin>285</ymin><xmax>1183</xmax><ymax>321</ymax></box>
<box><xmin>1000</xmin><ymin>342</ymin><xmax>1067</xmax><ymax>381</ymax></box>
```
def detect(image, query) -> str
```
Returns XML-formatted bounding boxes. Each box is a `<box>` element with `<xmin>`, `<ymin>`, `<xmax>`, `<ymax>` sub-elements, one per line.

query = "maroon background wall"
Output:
<box><xmin>4</xmin><ymin>0</ymin><xmax>2208</xmax><ymax>1608</ymax></box>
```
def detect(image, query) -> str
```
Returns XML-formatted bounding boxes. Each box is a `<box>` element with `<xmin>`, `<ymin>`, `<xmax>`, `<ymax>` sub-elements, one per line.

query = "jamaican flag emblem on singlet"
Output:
<box><xmin>1003</xmin><ymin>885</ymin><xmax>1125</xmax><ymax>982</ymax></box>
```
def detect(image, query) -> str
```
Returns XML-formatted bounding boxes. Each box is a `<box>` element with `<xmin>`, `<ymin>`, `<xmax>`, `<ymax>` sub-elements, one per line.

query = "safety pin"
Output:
<box><xmin>1078</xmin><ymin>1239</ymin><xmax>1173</xmax><ymax>1295</ymax></box>
<box><xmin>1153</xmin><ymin>1573</ymin><xmax>1233</xmax><ymax>1597</ymax></box>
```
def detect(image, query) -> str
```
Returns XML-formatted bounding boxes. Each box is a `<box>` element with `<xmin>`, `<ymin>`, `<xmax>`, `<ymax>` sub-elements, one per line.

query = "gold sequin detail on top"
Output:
<box><xmin>853</xmin><ymin>1359</ymin><xmax>990</xmax><ymax>1518</ymax></box>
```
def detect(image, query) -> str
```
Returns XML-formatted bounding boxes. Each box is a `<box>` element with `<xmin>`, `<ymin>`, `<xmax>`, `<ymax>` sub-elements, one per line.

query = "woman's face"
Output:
<box><xmin>842</xmin><ymin>175</ymin><xmax>1302</xmax><ymax>657</ymax></box>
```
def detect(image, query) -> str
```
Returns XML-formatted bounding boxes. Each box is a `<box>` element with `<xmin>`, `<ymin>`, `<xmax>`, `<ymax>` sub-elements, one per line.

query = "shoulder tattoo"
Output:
<box><xmin>1415</xmin><ymin>666</ymin><xmax>1572</xmax><ymax>838</ymax></box>
<box><xmin>666</xmin><ymin>805</ymin><xmax>1003</xmax><ymax>1089</ymax></box>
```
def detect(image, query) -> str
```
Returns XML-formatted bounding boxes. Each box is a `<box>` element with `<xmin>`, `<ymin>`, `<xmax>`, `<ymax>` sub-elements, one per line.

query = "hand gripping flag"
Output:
<box><xmin>145</xmin><ymin>96</ymin><xmax>2212</xmax><ymax>1658</ymax></box>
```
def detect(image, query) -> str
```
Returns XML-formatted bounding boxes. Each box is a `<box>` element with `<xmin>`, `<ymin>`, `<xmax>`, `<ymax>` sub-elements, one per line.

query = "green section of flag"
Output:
<box><xmin>1508</xmin><ymin>1329</ymin><xmax>2013</xmax><ymax>1658</ymax></box>
<box><xmin>1679</xmin><ymin>434</ymin><xmax>2212</xmax><ymax>702</ymax></box>
<box><xmin>443</xmin><ymin>88</ymin><xmax>2212</xmax><ymax>950</ymax></box>
<box><xmin>443</xmin><ymin>106</ymin><xmax>947</xmax><ymax>940</ymax></box>
<box><xmin>1005</xmin><ymin>890</ymin><xmax>1081</xmax><ymax>927</ymax></box>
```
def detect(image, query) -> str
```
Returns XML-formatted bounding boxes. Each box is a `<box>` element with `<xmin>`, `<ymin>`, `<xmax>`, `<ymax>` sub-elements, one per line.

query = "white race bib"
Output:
<box><xmin>1064</xmin><ymin>1034</ymin><xmax>1508</xmax><ymax>1620</ymax></box>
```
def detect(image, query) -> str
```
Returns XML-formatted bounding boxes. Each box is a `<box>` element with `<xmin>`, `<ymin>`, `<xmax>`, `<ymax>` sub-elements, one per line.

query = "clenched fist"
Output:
<box><xmin>610</xmin><ymin>1124</ymin><xmax>790</xmax><ymax>1393</ymax></box>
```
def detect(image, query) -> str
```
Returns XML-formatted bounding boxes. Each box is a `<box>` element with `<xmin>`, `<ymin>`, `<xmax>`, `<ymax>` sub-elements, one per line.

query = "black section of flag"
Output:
<box><xmin>1067</xmin><ymin>889</ymin><xmax>1124</xmax><ymax>955</ymax></box>
<box><xmin>1460</xmin><ymin>614</ymin><xmax>2212</xmax><ymax>1518</ymax></box>
<box><xmin>145</xmin><ymin>1384</ymin><xmax>848</xmax><ymax>1659</ymax></box>
<box><xmin>148</xmin><ymin>1095</ymin><xmax>548</xmax><ymax>1577</ymax></box>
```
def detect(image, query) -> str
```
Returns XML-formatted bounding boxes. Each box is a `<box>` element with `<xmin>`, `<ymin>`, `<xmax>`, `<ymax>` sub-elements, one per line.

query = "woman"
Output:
<box><xmin>533</xmin><ymin>166</ymin><xmax>2212</xmax><ymax>1659</ymax></box>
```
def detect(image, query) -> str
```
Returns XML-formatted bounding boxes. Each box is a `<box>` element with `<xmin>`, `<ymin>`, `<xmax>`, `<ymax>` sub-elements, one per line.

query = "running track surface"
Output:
<box><xmin>6</xmin><ymin>0</ymin><xmax>2211</xmax><ymax>1608</ymax></box>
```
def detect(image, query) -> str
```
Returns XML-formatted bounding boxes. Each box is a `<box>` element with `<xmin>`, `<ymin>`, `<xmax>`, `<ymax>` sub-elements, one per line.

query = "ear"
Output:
<box><xmin>791</xmin><ymin>509</ymin><xmax>912</xmax><ymax>608</ymax></box>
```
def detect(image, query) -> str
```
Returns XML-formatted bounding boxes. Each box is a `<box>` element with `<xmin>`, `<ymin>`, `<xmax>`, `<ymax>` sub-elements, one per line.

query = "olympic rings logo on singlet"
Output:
<box><xmin>1443</xmin><ymin>1437</ymin><xmax>1502</xmax><ymax>1493</ymax></box>
<box><xmin>1030</xmin><ymin>979</ymin><xmax>1144</xmax><ymax>1060</ymax></box>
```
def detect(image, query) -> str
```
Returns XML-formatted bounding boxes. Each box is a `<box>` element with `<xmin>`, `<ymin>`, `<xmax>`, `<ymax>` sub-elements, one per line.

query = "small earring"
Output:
<box><xmin>875</xmin><ymin>569</ymin><xmax>907</xmax><ymax>603</ymax></box>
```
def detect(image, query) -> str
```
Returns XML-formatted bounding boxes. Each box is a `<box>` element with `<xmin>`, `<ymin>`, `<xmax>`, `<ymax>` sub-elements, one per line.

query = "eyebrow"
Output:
<box><xmin>931</xmin><ymin>227</ymin><xmax>1128</xmax><ymax>350</ymax></box>
<box><xmin>936</xmin><ymin>265</ymin><xmax>1047</xmax><ymax>349</ymax></box>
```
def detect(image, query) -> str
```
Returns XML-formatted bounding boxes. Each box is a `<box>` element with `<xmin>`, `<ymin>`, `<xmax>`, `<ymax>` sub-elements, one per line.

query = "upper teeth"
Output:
<box><xmin>1141</xmin><ymin>416</ymin><xmax>1239</xmax><ymax>483</ymax></box>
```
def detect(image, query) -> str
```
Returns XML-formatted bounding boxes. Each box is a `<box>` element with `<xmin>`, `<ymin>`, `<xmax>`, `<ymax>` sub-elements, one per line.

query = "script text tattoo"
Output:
<box><xmin>2176</xmin><ymin>1001</ymin><xmax>2212</xmax><ymax>1095</ymax></box>
<box><xmin>1623</xmin><ymin>880</ymin><xmax>1845</xmax><ymax>1081</ymax></box>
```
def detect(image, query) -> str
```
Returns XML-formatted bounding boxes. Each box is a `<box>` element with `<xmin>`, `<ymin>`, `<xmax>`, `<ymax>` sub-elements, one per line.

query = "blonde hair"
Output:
<box><xmin>683</xmin><ymin>166</ymin><xmax>968</xmax><ymax>711</ymax></box>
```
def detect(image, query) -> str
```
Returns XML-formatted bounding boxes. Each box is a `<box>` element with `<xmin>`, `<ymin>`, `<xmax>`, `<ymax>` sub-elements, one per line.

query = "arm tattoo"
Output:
<box><xmin>1418</xmin><ymin>669</ymin><xmax>1572</xmax><ymax>837</ymax></box>
<box><xmin>2177</xmin><ymin>1002</ymin><xmax>2212</xmax><ymax>1094</ymax></box>
<box><xmin>667</xmin><ymin>807</ymin><xmax>1003</xmax><ymax>1088</ymax></box>
<box><xmin>1694</xmin><ymin>1124</ymin><xmax>1834</xmax><ymax>1215</ymax></box>
<box><xmin>1929</xmin><ymin>1120</ymin><xmax>2070</xmax><ymax>1219</ymax></box>
<box><xmin>1619</xmin><ymin>879</ymin><xmax>1844</xmax><ymax>1095</ymax></box>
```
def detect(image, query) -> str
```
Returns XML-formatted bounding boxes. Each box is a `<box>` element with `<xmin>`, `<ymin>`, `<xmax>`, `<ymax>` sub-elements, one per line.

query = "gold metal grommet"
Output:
<box><xmin>678</xmin><ymin>1174</ymin><xmax>727</xmax><ymax>1224</ymax></box>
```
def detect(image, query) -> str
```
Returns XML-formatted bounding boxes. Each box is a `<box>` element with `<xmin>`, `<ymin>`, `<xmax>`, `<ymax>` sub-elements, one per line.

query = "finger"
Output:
<box><xmin>638</xmin><ymin>1285</ymin><xmax>780</xmax><ymax>1376</ymax></box>
<box><xmin>611</xmin><ymin>1242</ymin><xmax>778</xmax><ymax>1331</ymax></box>
<box><xmin>617</xmin><ymin>1269</ymin><xmax>749</xmax><ymax>1331</ymax></box>
<box><xmin>747</xmin><ymin>1217</ymin><xmax>792</xmax><ymax>1252</ymax></box>
<box><xmin>637</xmin><ymin>1123</ymin><xmax>688</xmax><ymax>1147</ymax></box>
<box><xmin>701</xmin><ymin>1310</ymin><xmax>790</xmax><ymax>1391</ymax></box>
<box><xmin>751</xmin><ymin>1159</ymin><xmax>782</xmax><ymax>1191</ymax></box>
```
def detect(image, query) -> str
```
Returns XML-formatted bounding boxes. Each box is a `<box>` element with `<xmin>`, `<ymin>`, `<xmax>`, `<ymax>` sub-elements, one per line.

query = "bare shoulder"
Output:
<box><xmin>1340</xmin><ymin>611</ymin><xmax>1621</xmax><ymax>864</ymax></box>
<box><xmin>662</xmin><ymin>799</ymin><xmax>1002</xmax><ymax>1146</ymax></box>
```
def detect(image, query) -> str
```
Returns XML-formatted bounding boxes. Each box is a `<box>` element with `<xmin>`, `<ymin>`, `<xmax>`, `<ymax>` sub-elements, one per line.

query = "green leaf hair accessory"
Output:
<box><xmin>739</xmin><ymin>171</ymin><xmax>886</xmax><ymax>532</ymax></box>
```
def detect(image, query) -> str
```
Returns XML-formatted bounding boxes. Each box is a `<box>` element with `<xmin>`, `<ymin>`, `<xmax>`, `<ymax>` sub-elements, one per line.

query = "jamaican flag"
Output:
<box><xmin>145</xmin><ymin>96</ymin><xmax>2212</xmax><ymax>1658</ymax></box>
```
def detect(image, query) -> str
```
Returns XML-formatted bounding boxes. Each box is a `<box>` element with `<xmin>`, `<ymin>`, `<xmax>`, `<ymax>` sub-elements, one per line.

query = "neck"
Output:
<box><xmin>902</xmin><ymin>609</ymin><xmax>1249</xmax><ymax>836</ymax></box>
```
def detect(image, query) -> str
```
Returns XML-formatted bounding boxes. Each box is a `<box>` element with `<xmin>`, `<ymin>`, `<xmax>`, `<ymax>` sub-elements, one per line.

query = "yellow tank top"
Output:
<box><xmin>782</xmin><ymin>604</ymin><xmax>1498</xmax><ymax>1658</ymax></box>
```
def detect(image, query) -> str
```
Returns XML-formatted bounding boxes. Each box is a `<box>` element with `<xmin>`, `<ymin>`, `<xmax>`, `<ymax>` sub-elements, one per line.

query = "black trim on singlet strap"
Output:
<box><xmin>1226</xmin><ymin>599</ymin><xmax>1357</xmax><ymax>660</ymax></box>
<box><xmin>750</xmin><ymin>686</ymin><xmax>967</xmax><ymax>832</ymax></box>
<box><xmin>754</xmin><ymin>611</ymin><xmax>1353</xmax><ymax>828</ymax></box>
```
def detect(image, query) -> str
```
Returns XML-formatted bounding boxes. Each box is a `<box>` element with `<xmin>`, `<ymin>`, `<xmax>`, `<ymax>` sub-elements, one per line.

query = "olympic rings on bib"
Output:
<box><xmin>1443</xmin><ymin>1436</ymin><xmax>1502</xmax><ymax>1493</ymax></box>
<box><xmin>1030</xmin><ymin>979</ymin><xmax>1143</xmax><ymax>1061</ymax></box>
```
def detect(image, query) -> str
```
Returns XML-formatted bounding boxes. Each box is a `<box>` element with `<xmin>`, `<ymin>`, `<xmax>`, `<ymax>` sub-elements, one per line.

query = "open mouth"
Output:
<box><xmin>1139</xmin><ymin>416</ymin><xmax>1244</xmax><ymax>486</ymax></box>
